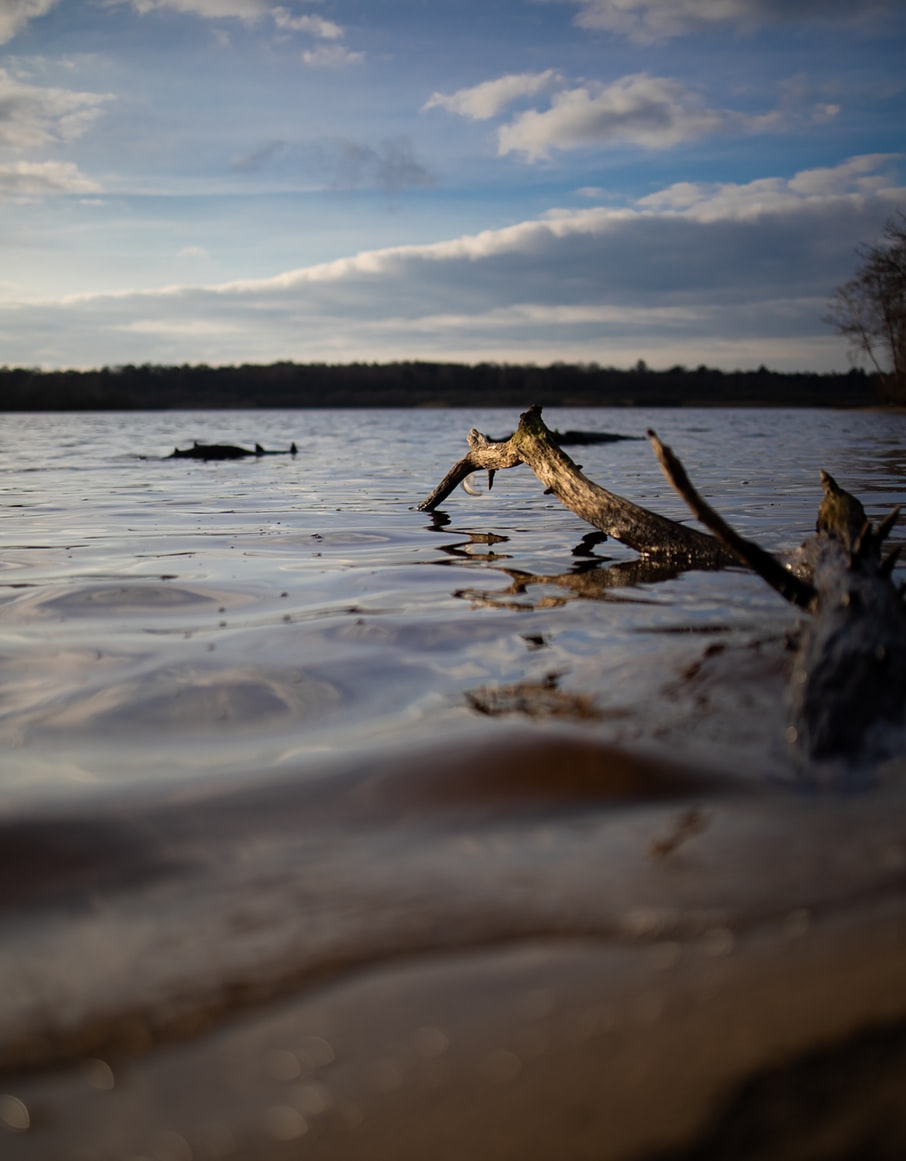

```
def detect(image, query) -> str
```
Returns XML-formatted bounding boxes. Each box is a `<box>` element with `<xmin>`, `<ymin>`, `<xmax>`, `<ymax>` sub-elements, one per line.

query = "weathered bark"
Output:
<box><xmin>420</xmin><ymin>407</ymin><xmax>905</xmax><ymax>764</ymax></box>
<box><xmin>788</xmin><ymin>489</ymin><xmax>906</xmax><ymax>762</ymax></box>
<box><xmin>650</xmin><ymin>431</ymin><xmax>906</xmax><ymax>765</ymax></box>
<box><xmin>419</xmin><ymin>405</ymin><xmax>732</xmax><ymax>565</ymax></box>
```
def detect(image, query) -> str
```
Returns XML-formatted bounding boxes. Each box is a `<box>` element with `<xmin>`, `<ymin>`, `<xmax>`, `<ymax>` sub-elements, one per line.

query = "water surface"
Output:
<box><xmin>3</xmin><ymin>406</ymin><xmax>906</xmax><ymax>1160</ymax></box>
<box><xmin>1</xmin><ymin>406</ymin><xmax>904</xmax><ymax>803</ymax></box>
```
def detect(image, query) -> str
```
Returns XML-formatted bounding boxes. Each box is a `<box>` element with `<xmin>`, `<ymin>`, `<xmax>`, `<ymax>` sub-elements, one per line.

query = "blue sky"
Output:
<box><xmin>0</xmin><ymin>0</ymin><xmax>904</xmax><ymax>372</ymax></box>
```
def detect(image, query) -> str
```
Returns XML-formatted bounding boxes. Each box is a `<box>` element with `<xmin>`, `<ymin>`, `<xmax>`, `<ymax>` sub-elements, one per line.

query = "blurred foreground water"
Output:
<box><xmin>1</xmin><ymin>406</ymin><xmax>905</xmax><ymax>1160</ymax></box>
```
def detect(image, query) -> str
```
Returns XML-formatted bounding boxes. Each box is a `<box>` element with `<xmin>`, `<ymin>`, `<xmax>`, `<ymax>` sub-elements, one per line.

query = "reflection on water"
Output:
<box><xmin>453</xmin><ymin>558</ymin><xmax>692</xmax><ymax>610</ymax></box>
<box><xmin>1</xmin><ymin>406</ymin><xmax>904</xmax><ymax>801</ymax></box>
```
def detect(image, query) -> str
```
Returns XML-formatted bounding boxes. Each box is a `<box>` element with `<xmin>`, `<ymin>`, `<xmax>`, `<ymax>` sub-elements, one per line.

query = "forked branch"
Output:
<box><xmin>419</xmin><ymin>405</ymin><xmax>731</xmax><ymax>565</ymax></box>
<box><xmin>419</xmin><ymin>406</ymin><xmax>906</xmax><ymax>763</ymax></box>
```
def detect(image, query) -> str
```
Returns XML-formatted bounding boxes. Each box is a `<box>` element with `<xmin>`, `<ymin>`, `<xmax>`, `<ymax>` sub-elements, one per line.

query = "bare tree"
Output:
<box><xmin>827</xmin><ymin>212</ymin><xmax>906</xmax><ymax>403</ymax></box>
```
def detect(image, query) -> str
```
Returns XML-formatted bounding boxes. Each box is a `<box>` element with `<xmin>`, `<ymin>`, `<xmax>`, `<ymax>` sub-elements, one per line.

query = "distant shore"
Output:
<box><xmin>0</xmin><ymin>360</ymin><xmax>882</xmax><ymax>411</ymax></box>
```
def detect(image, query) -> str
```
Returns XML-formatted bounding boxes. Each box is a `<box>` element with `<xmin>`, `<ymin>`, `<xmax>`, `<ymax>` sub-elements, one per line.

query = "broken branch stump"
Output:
<box><xmin>650</xmin><ymin>431</ymin><xmax>906</xmax><ymax>765</ymax></box>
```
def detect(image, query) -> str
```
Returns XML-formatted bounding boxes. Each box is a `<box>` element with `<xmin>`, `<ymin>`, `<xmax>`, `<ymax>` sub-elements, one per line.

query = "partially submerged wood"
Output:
<box><xmin>418</xmin><ymin>405</ymin><xmax>731</xmax><ymax>565</ymax></box>
<box><xmin>649</xmin><ymin>431</ymin><xmax>906</xmax><ymax>765</ymax></box>
<box><xmin>168</xmin><ymin>440</ymin><xmax>298</xmax><ymax>461</ymax></box>
<box><xmin>553</xmin><ymin>428</ymin><xmax>643</xmax><ymax>446</ymax></box>
<box><xmin>420</xmin><ymin>406</ymin><xmax>905</xmax><ymax>765</ymax></box>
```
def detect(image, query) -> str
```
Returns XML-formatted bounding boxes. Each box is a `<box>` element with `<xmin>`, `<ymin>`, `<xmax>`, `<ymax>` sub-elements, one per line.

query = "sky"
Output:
<box><xmin>0</xmin><ymin>0</ymin><xmax>904</xmax><ymax>373</ymax></box>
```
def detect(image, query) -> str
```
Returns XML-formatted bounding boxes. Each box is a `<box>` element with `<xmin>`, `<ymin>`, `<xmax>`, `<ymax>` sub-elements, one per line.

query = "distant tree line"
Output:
<box><xmin>0</xmin><ymin>359</ymin><xmax>880</xmax><ymax>412</ymax></box>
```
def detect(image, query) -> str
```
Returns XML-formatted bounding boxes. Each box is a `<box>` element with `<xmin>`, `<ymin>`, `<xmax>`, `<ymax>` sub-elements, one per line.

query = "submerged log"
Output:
<box><xmin>553</xmin><ymin>428</ymin><xmax>643</xmax><ymax>446</ymax></box>
<box><xmin>168</xmin><ymin>441</ymin><xmax>298</xmax><ymax>461</ymax></box>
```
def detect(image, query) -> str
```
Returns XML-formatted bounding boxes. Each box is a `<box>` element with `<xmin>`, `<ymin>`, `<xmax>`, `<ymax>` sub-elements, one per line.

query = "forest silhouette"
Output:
<box><xmin>0</xmin><ymin>360</ymin><xmax>878</xmax><ymax>411</ymax></box>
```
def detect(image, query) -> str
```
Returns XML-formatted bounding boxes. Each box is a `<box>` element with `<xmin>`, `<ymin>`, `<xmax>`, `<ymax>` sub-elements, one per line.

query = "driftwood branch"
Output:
<box><xmin>417</xmin><ymin>429</ymin><xmax>524</xmax><ymax>509</ymax></box>
<box><xmin>419</xmin><ymin>405</ymin><xmax>731</xmax><ymax>565</ymax></box>
<box><xmin>419</xmin><ymin>407</ymin><xmax>906</xmax><ymax>765</ymax></box>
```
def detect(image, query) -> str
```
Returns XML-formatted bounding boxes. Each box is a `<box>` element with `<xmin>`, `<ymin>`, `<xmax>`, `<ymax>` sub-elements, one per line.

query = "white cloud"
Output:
<box><xmin>3</xmin><ymin>155</ymin><xmax>903</xmax><ymax>371</ymax></box>
<box><xmin>272</xmin><ymin>7</ymin><xmax>342</xmax><ymax>39</ymax></box>
<box><xmin>0</xmin><ymin>159</ymin><xmax>102</xmax><ymax>196</ymax></box>
<box><xmin>0</xmin><ymin>0</ymin><xmax>59</xmax><ymax>46</ymax></box>
<box><xmin>202</xmin><ymin>158</ymin><xmax>901</xmax><ymax>295</ymax></box>
<box><xmin>0</xmin><ymin>69</ymin><xmax>111</xmax><ymax>149</ymax></box>
<box><xmin>788</xmin><ymin>153</ymin><xmax>899</xmax><ymax>196</ymax></box>
<box><xmin>88</xmin><ymin>1</ymin><xmax>364</xmax><ymax>68</ymax></box>
<box><xmin>109</xmin><ymin>0</ymin><xmax>350</xmax><ymax>41</ymax></box>
<box><xmin>497</xmin><ymin>74</ymin><xmax>747</xmax><ymax>159</ymax></box>
<box><xmin>302</xmin><ymin>45</ymin><xmax>364</xmax><ymax>67</ymax></box>
<box><xmin>119</xmin><ymin>318</ymin><xmax>233</xmax><ymax>334</ymax></box>
<box><xmin>638</xmin><ymin>153</ymin><xmax>903</xmax><ymax>219</ymax></box>
<box><xmin>111</xmin><ymin>0</ymin><xmax>273</xmax><ymax>19</ymax></box>
<box><xmin>428</xmin><ymin>71</ymin><xmax>825</xmax><ymax>161</ymax></box>
<box><xmin>177</xmin><ymin>245</ymin><xmax>209</xmax><ymax>258</ymax></box>
<box><xmin>423</xmin><ymin>71</ymin><xmax>561</xmax><ymax>121</ymax></box>
<box><xmin>561</xmin><ymin>0</ymin><xmax>895</xmax><ymax>42</ymax></box>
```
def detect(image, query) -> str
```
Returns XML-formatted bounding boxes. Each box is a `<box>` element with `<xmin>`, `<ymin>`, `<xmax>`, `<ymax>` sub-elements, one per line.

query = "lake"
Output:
<box><xmin>1</xmin><ymin>405</ymin><xmax>906</xmax><ymax>1160</ymax></box>
<box><xmin>2</xmin><ymin>405</ymin><xmax>903</xmax><ymax>800</ymax></box>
